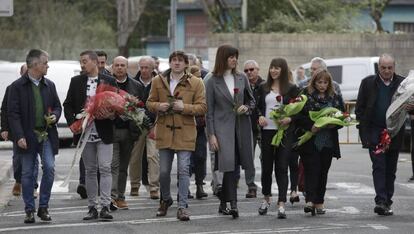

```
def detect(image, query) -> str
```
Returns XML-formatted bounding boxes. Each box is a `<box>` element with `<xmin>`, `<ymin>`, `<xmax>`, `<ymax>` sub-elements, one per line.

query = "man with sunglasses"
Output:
<box><xmin>241</xmin><ymin>60</ymin><xmax>264</xmax><ymax>198</ymax></box>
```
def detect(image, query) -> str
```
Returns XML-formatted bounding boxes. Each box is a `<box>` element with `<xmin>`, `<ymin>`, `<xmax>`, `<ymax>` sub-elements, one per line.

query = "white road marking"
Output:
<box><xmin>334</xmin><ymin>182</ymin><xmax>375</xmax><ymax>194</ymax></box>
<box><xmin>366</xmin><ymin>223</ymin><xmax>389</xmax><ymax>230</ymax></box>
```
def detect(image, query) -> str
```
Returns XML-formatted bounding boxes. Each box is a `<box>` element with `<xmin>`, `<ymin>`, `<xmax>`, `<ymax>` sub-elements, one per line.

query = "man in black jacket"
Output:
<box><xmin>1</xmin><ymin>64</ymin><xmax>40</xmax><ymax>197</ymax></box>
<box><xmin>8</xmin><ymin>49</ymin><xmax>62</xmax><ymax>223</ymax></box>
<box><xmin>356</xmin><ymin>54</ymin><xmax>405</xmax><ymax>216</ymax></box>
<box><xmin>63</xmin><ymin>50</ymin><xmax>117</xmax><ymax>221</ymax></box>
<box><xmin>110</xmin><ymin>56</ymin><xmax>144</xmax><ymax>210</ymax></box>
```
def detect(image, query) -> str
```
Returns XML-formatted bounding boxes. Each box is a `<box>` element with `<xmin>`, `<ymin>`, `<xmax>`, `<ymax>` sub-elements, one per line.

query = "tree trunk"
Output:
<box><xmin>117</xmin><ymin>0</ymin><xmax>147</xmax><ymax>56</ymax></box>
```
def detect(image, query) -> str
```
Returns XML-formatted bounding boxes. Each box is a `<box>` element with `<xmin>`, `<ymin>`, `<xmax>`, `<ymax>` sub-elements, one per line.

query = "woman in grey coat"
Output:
<box><xmin>205</xmin><ymin>44</ymin><xmax>255</xmax><ymax>218</ymax></box>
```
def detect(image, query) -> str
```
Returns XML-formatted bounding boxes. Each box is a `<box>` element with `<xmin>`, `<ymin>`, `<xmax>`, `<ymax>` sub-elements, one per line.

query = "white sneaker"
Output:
<box><xmin>258</xmin><ymin>200</ymin><xmax>270</xmax><ymax>215</ymax></box>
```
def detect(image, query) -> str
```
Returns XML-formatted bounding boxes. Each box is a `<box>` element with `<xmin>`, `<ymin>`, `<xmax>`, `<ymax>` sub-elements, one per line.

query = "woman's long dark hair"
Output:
<box><xmin>212</xmin><ymin>44</ymin><xmax>239</xmax><ymax>77</ymax></box>
<box><xmin>264</xmin><ymin>58</ymin><xmax>290</xmax><ymax>95</ymax></box>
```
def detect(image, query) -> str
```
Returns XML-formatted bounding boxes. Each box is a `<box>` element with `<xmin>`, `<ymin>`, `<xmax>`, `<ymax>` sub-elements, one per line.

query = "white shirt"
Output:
<box><xmin>263</xmin><ymin>91</ymin><xmax>282</xmax><ymax>130</ymax></box>
<box><xmin>223</xmin><ymin>69</ymin><xmax>235</xmax><ymax>98</ymax></box>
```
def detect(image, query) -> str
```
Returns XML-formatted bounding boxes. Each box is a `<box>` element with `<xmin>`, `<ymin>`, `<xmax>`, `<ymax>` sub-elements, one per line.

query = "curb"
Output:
<box><xmin>0</xmin><ymin>159</ymin><xmax>12</xmax><ymax>185</ymax></box>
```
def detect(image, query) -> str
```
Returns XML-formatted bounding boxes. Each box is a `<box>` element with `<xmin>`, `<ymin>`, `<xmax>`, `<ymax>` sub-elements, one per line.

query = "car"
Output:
<box><xmin>0</xmin><ymin>61</ymin><xmax>81</xmax><ymax>146</ymax></box>
<box><xmin>298</xmin><ymin>57</ymin><xmax>379</xmax><ymax>101</ymax></box>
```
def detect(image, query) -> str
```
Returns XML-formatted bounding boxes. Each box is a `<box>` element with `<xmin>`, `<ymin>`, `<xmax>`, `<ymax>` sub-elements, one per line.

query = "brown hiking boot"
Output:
<box><xmin>177</xmin><ymin>208</ymin><xmax>190</xmax><ymax>221</ymax></box>
<box><xmin>116</xmin><ymin>200</ymin><xmax>129</xmax><ymax>210</ymax></box>
<box><xmin>156</xmin><ymin>199</ymin><xmax>173</xmax><ymax>217</ymax></box>
<box><xmin>12</xmin><ymin>183</ymin><xmax>21</xmax><ymax>196</ymax></box>
<box><xmin>130</xmin><ymin>187</ymin><xmax>139</xmax><ymax>196</ymax></box>
<box><xmin>150</xmin><ymin>191</ymin><xmax>159</xmax><ymax>200</ymax></box>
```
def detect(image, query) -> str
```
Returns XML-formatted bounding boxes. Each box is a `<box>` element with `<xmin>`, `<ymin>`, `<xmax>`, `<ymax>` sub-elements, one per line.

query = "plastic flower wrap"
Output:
<box><xmin>70</xmin><ymin>83</ymin><xmax>150</xmax><ymax>134</ymax></box>
<box><xmin>373</xmin><ymin>129</ymin><xmax>391</xmax><ymax>155</ymax></box>
<box><xmin>269</xmin><ymin>94</ymin><xmax>308</xmax><ymax>147</ymax></box>
<box><xmin>295</xmin><ymin>107</ymin><xmax>358</xmax><ymax>147</ymax></box>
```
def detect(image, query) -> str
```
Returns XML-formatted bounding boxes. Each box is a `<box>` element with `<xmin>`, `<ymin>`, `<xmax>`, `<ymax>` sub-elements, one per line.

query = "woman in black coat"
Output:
<box><xmin>295</xmin><ymin>69</ymin><xmax>345</xmax><ymax>216</ymax></box>
<box><xmin>256</xmin><ymin>58</ymin><xmax>300</xmax><ymax>219</ymax></box>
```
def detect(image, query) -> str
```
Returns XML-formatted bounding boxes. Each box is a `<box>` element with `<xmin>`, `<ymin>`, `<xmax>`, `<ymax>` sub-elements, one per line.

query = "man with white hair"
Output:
<box><xmin>130</xmin><ymin>56</ymin><xmax>160</xmax><ymax>199</ymax></box>
<box><xmin>298</xmin><ymin>57</ymin><xmax>342</xmax><ymax>96</ymax></box>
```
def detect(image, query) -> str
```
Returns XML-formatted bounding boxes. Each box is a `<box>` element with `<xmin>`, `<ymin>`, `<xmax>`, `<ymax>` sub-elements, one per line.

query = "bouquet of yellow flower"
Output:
<box><xmin>269</xmin><ymin>94</ymin><xmax>308</xmax><ymax>147</ymax></box>
<box><xmin>295</xmin><ymin>107</ymin><xmax>358</xmax><ymax>147</ymax></box>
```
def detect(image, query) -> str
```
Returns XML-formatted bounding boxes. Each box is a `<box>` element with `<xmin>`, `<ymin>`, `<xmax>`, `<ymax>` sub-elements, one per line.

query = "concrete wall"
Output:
<box><xmin>208</xmin><ymin>33</ymin><xmax>414</xmax><ymax>77</ymax></box>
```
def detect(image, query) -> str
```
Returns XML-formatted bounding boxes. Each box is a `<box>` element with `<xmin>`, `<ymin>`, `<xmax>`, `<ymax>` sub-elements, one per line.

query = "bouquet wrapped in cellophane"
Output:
<box><xmin>269</xmin><ymin>94</ymin><xmax>307</xmax><ymax>147</ymax></box>
<box><xmin>295</xmin><ymin>107</ymin><xmax>358</xmax><ymax>147</ymax></box>
<box><xmin>70</xmin><ymin>83</ymin><xmax>150</xmax><ymax>134</ymax></box>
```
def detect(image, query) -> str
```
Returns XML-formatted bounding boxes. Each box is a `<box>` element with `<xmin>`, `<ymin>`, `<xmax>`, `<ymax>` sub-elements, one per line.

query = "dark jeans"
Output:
<box><xmin>301</xmin><ymin>146</ymin><xmax>333</xmax><ymax>204</ymax></box>
<box><xmin>19</xmin><ymin>139</ymin><xmax>55</xmax><ymax>212</ymax></box>
<box><xmin>260</xmin><ymin>130</ymin><xmax>290</xmax><ymax>203</ymax></box>
<box><xmin>369</xmin><ymin>148</ymin><xmax>399</xmax><ymax>206</ymax></box>
<box><xmin>191</xmin><ymin>128</ymin><xmax>207</xmax><ymax>185</ymax></box>
<box><xmin>142</xmin><ymin>145</ymin><xmax>149</xmax><ymax>186</ymax></box>
<box><xmin>220</xmin><ymin>134</ymin><xmax>240</xmax><ymax>203</ymax></box>
<box><xmin>289</xmin><ymin>151</ymin><xmax>299</xmax><ymax>192</ymax></box>
<box><xmin>13</xmin><ymin>148</ymin><xmax>39</xmax><ymax>189</ymax></box>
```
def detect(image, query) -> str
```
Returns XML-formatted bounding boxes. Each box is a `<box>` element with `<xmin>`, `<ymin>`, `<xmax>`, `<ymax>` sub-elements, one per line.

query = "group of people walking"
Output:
<box><xmin>0</xmin><ymin>45</ymin><xmax>408</xmax><ymax>223</ymax></box>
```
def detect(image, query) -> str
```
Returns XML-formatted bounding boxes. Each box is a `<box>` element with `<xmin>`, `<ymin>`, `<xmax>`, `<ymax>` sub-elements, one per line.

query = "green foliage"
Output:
<box><xmin>247</xmin><ymin>0</ymin><xmax>362</xmax><ymax>33</ymax></box>
<box><xmin>0</xmin><ymin>0</ymin><xmax>116</xmax><ymax>60</ymax></box>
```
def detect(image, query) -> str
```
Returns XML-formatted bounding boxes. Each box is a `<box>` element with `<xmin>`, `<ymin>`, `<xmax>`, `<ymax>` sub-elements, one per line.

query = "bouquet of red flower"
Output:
<box><xmin>373</xmin><ymin>129</ymin><xmax>391</xmax><ymax>155</ymax></box>
<box><xmin>70</xmin><ymin>83</ymin><xmax>149</xmax><ymax>134</ymax></box>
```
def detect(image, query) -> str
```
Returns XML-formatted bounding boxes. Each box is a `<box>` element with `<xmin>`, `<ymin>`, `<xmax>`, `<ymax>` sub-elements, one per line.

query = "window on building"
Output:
<box><xmin>394</xmin><ymin>22</ymin><xmax>414</xmax><ymax>33</ymax></box>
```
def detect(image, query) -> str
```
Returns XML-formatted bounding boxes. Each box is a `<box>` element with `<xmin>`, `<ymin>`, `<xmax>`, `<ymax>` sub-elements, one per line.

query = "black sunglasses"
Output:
<box><xmin>244</xmin><ymin>68</ymin><xmax>255</xmax><ymax>73</ymax></box>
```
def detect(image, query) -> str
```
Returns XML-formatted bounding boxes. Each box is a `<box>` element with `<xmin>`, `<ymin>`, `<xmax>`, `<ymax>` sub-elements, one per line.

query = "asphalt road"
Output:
<box><xmin>0</xmin><ymin>142</ymin><xmax>414</xmax><ymax>234</ymax></box>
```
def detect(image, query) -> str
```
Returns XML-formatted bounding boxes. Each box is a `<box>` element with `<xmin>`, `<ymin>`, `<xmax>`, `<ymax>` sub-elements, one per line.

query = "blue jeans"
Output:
<box><xmin>13</xmin><ymin>148</ymin><xmax>39</xmax><ymax>189</ymax></box>
<box><xmin>159</xmin><ymin>149</ymin><xmax>191</xmax><ymax>208</ymax></box>
<box><xmin>19</xmin><ymin>139</ymin><xmax>55</xmax><ymax>212</ymax></box>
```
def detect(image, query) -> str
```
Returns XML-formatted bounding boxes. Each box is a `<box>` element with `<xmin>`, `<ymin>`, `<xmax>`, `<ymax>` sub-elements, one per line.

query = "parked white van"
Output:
<box><xmin>0</xmin><ymin>61</ymin><xmax>81</xmax><ymax>144</ymax></box>
<box><xmin>298</xmin><ymin>57</ymin><xmax>379</xmax><ymax>101</ymax></box>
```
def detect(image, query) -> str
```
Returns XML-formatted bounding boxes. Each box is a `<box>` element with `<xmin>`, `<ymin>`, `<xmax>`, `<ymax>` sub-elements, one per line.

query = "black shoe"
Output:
<box><xmin>258</xmin><ymin>201</ymin><xmax>270</xmax><ymax>215</ymax></box>
<box><xmin>77</xmin><ymin>184</ymin><xmax>87</xmax><ymax>199</ymax></box>
<box><xmin>374</xmin><ymin>204</ymin><xmax>388</xmax><ymax>216</ymax></box>
<box><xmin>37</xmin><ymin>207</ymin><xmax>52</xmax><ymax>221</ymax></box>
<box><xmin>304</xmin><ymin>204</ymin><xmax>316</xmax><ymax>216</ymax></box>
<box><xmin>316</xmin><ymin>208</ymin><xmax>326</xmax><ymax>215</ymax></box>
<box><xmin>385</xmin><ymin>205</ymin><xmax>394</xmax><ymax>216</ymax></box>
<box><xmin>110</xmin><ymin>199</ymin><xmax>118</xmax><ymax>211</ymax></box>
<box><xmin>408</xmin><ymin>176</ymin><xmax>414</xmax><ymax>182</ymax></box>
<box><xmin>229</xmin><ymin>200</ymin><xmax>239</xmax><ymax>219</ymax></box>
<box><xmin>218</xmin><ymin>202</ymin><xmax>230</xmax><ymax>215</ymax></box>
<box><xmin>83</xmin><ymin>207</ymin><xmax>98</xmax><ymax>220</ymax></box>
<box><xmin>289</xmin><ymin>195</ymin><xmax>300</xmax><ymax>204</ymax></box>
<box><xmin>24</xmin><ymin>211</ymin><xmax>35</xmax><ymax>224</ymax></box>
<box><xmin>277</xmin><ymin>207</ymin><xmax>287</xmax><ymax>219</ymax></box>
<box><xmin>196</xmin><ymin>185</ymin><xmax>208</xmax><ymax>199</ymax></box>
<box><xmin>245</xmin><ymin>188</ymin><xmax>257</xmax><ymax>198</ymax></box>
<box><xmin>214</xmin><ymin>186</ymin><xmax>222</xmax><ymax>197</ymax></box>
<box><xmin>100</xmin><ymin>206</ymin><xmax>113</xmax><ymax>220</ymax></box>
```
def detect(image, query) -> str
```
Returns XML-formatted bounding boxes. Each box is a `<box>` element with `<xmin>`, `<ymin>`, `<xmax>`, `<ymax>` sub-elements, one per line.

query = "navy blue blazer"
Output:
<box><xmin>7</xmin><ymin>74</ymin><xmax>62</xmax><ymax>155</ymax></box>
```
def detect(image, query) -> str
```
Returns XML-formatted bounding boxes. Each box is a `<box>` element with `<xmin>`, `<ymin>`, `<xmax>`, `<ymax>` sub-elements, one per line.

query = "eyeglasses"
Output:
<box><xmin>244</xmin><ymin>68</ymin><xmax>255</xmax><ymax>73</ymax></box>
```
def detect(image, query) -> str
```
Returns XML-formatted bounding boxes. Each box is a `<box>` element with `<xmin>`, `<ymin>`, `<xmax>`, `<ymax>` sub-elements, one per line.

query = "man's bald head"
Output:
<box><xmin>112</xmin><ymin>56</ymin><xmax>128</xmax><ymax>80</ymax></box>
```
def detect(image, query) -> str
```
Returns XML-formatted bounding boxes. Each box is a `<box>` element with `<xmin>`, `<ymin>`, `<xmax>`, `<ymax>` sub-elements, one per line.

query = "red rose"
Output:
<box><xmin>127</xmin><ymin>106</ymin><xmax>135</xmax><ymax>112</ymax></box>
<box><xmin>288</xmin><ymin>98</ymin><xmax>295</xmax><ymax>104</ymax></box>
<box><xmin>48</xmin><ymin>107</ymin><xmax>52</xmax><ymax>114</ymax></box>
<box><xmin>276</xmin><ymin>95</ymin><xmax>283</xmax><ymax>103</ymax></box>
<box><xmin>343</xmin><ymin>112</ymin><xmax>350</xmax><ymax>118</ymax></box>
<box><xmin>137</xmin><ymin>101</ymin><xmax>145</xmax><ymax>108</ymax></box>
<box><xmin>174</xmin><ymin>92</ymin><xmax>180</xmax><ymax>98</ymax></box>
<box><xmin>234</xmin><ymin>88</ymin><xmax>239</xmax><ymax>94</ymax></box>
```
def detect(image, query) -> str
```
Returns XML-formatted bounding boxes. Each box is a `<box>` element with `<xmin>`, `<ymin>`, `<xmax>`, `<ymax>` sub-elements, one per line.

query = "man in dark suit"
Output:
<box><xmin>63</xmin><ymin>50</ymin><xmax>117</xmax><ymax>221</ymax></box>
<box><xmin>8</xmin><ymin>49</ymin><xmax>62</xmax><ymax>223</ymax></box>
<box><xmin>356</xmin><ymin>54</ymin><xmax>405</xmax><ymax>216</ymax></box>
<box><xmin>110</xmin><ymin>56</ymin><xmax>144</xmax><ymax>210</ymax></box>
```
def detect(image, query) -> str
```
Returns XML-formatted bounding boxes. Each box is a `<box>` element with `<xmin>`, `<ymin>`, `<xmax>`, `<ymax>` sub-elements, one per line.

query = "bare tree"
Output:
<box><xmin>117</xmin><ymin>0</ymin><xmax>148</xmax><ymax>56</ymax></box>
<box><xmin>368</xmin><ymin>0</ymin><xmax>391</xmax><ymax>33</ymax></box>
